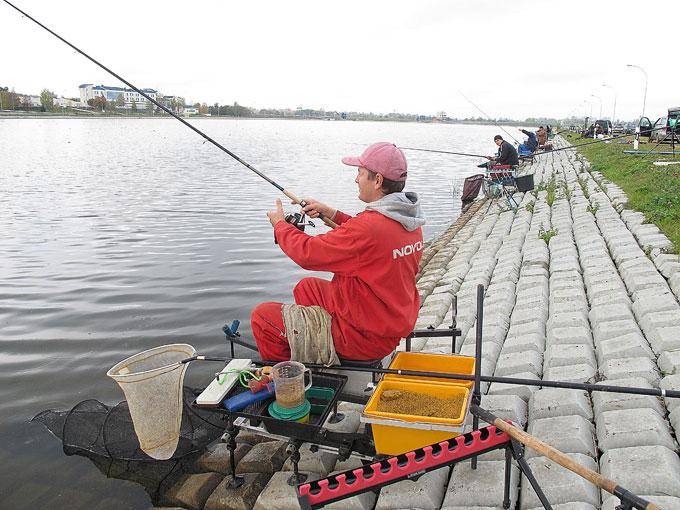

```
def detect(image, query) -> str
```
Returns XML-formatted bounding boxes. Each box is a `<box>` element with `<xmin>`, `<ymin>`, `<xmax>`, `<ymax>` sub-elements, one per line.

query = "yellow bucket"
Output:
<box><xmin>385</xmin><ymin>352</ymin><xmax>475</xmax><ymax>389</ymax></box>
<box><xmin>362</xmin><ymin>379</ymin><xmax>470</xmax><ymax>455</ymax></box>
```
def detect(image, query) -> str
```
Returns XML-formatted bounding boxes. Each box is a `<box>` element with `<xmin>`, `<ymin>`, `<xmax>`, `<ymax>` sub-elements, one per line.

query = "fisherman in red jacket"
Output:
<box><xmin>251</xmin><ymin>142</ymin><xmax>425</xmax><ymax>361</ymax></box>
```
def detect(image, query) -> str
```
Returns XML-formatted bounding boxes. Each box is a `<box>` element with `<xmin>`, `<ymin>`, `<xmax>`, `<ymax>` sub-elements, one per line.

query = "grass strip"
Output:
<box><xmin>563</xmin><ymin>132</ymin><xmax>679</xmax><ymax>252</ymax></box>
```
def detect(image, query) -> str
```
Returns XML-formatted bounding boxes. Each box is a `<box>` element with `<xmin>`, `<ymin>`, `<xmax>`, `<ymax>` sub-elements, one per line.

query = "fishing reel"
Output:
<box><xmin>274</xmin><ymin>212</ymin><xmax>315</xmax><ymax>245</ymax></box>
<box><xmin>284</xmin><ymin>212</ymin><xmax>315</xmax><ymax>232</ymax></box>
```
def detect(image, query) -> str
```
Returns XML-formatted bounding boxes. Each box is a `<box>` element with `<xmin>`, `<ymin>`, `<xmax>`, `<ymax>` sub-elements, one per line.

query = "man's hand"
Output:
<box><xmin>267</xmin><ymin>199</ymin><xmax>285</xmax><ymax>227</ymax></box>
<box><xmin>296</xmin><ymin>198</ymin><xmax>336</xmax><ymax>220</ymax></box>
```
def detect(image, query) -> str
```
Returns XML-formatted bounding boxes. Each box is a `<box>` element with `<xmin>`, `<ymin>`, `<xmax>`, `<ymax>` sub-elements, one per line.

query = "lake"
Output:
<box><xmin>0</xmin><ymin>117</ymin><xmax>505</xmax><ymax>508</ymax></box>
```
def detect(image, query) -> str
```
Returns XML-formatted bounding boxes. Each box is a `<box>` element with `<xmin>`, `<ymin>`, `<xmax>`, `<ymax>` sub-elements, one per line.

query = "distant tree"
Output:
<box><xmin>170</xmin><ymin>98</ymin><xmax>177</xmax><ymax>113</ymax></box>
<box><xmin>40</xmin><ymin>89</ymin><xmax>55</xmax><ymax>111</ymax></box>
<box><xmin>146</xmin><ymin>99</ymin><xmax>155</xmax><ymax>114</ymax></box>
<box><xmin>90</xmin><ymin>95</ymin><xmax>107</xmax><ymax>111</ymax></box>
<box><xmin>115</xmin><ymin>93</ymin><xmax>125</xmax><ymax>108</ymax></box>
<box><xmin>199</xmin><ymin>102</ymin><xmax>208</xmax><ymax>115</ymax></box>
<box><xmin>131</xmin><ymin>100</ymin><xmax>137</xmax><ymax>113</ymax></box>
<box><xmin>20</xmin><ymin>95</ymin><xmax>33</xmax><ymax>111</ymax></box>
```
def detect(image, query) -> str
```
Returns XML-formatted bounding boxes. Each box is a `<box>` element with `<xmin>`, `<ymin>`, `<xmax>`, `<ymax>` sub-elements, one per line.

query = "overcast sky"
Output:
<box><xmin>2</xmin><ymin>0</ymin><xmax>678</xmax><ymax>121</ymax></box>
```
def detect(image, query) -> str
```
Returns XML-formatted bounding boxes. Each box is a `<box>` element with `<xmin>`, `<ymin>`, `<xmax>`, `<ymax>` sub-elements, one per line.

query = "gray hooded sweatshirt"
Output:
<box><xmin>365</xmin><ymin>192</ymin><xmax>426</xmax><ymax>232</ymax></box>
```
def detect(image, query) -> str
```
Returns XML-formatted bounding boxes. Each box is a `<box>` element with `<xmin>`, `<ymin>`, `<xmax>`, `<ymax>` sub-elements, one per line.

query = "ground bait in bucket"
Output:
<box><xmin>375</xmin><ymin>389</ymin><xmax>465</xmax><ymax>418</ymax></box>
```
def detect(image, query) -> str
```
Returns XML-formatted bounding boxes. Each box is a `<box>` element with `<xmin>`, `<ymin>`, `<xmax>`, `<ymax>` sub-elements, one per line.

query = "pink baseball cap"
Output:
<box><xmin>341</xmin><ymin>142</ymin><xmax>408</xmax><ymax>182</ymax></box>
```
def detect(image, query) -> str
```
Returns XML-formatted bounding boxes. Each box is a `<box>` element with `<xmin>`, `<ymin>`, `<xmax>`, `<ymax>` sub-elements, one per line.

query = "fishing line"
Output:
<box><xmin>459</xmin><ymin>90</ymin><xmax>522</xmax><ymax>145</ymax></box>
<box><xmin>2</xmin><ymin>0</ymin><xmax>338</xmax><ymax>228</ymax></box>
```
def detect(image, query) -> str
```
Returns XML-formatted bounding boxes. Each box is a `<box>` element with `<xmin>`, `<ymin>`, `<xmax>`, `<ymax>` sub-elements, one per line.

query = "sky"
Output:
<box><xmin>2</xmin><ymin>0</ymin><xmax>678</xmax><ymax>121</ymax></box>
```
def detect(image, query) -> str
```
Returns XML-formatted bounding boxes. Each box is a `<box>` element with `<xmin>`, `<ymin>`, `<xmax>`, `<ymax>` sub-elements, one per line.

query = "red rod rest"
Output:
<box><xmin>297</xmin><ymin>424</ymin><xmax>511</xmax><ymax>507</ymax></box>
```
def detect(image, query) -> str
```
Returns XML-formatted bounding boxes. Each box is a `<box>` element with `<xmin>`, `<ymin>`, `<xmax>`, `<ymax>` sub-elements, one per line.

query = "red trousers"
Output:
<box><xmin>251</xmin><ymin>277</ymin><xmax>342</xmax><ymax>361</ymax></box>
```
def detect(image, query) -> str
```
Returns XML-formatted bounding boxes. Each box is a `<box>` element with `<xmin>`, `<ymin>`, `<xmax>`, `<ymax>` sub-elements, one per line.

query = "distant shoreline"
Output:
<box><xmin>0</xmin><ymin>112</ymin><xmax>541</xmax><ymax>127</ymax></box>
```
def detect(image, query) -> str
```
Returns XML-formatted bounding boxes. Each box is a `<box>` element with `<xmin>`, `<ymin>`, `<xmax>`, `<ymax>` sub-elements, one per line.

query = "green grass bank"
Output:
<box><xmin>563</xmin><ymin>132</ymin><xmax>679</xmax><ymax>252</ymax></box>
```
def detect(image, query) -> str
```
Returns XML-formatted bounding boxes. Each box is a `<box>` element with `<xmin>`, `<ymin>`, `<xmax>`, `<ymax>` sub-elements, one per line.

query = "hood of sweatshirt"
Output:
<box><xmin>364</xmin><ymin>192</ymin><xmax>426</xmax><ymax>232</ymax></box>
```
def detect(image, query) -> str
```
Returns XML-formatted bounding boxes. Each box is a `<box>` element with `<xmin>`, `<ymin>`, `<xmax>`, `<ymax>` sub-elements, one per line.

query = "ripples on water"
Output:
<box><xmin>0</xmin><ymin>118</ymin><xmax>502</xmax><ymax>507</ymax></box>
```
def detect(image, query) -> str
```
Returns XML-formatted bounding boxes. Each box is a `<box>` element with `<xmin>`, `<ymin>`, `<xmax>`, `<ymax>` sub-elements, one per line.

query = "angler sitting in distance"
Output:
<box><xmin>251</xmin><ymin>142</ymin><xmax>425</xmax><ymax>364</ymax></box>
<box><xmin>517</xmin><ymin>128</ymin><xmax>538</xmax><ymax>156</ymax></box>
<box><xmin>487</xmin><ymin>134</ymin><xmax>519</xmax><ymax>166</ymax></box>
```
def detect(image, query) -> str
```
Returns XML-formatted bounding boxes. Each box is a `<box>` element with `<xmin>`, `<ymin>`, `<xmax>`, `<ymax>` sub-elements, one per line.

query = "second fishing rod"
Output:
<box><xmin>3</xmin><ymin>0</ymin><xmax>338</xmax><ymax>229</ymax></box>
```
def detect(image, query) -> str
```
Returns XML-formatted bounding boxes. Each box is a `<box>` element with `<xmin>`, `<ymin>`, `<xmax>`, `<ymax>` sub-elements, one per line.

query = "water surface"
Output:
<box><xmin>0</xmin><ymin>118</ymin><xmax>502</xmax><ymax>508</ymax></box>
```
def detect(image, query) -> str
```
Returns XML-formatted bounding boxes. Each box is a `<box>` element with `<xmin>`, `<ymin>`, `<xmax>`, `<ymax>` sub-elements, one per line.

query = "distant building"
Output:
<box><xmin>54</xmin><ymin>97</ymin><xmax>80</xmax><ymax>108</ymax></box>
<box><xmin>183</xmin><ymin>106</ymin><xmax>198</xmax><ymax>115</ymax></box>
<box><xmin>78</xmin><ymin>84</ymin><xmax>160</xmax><ymax>109</ymax></box>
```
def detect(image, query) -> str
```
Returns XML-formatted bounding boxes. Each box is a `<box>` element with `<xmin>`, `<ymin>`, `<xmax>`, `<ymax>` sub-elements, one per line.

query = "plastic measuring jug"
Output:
<box><xmin>271</xmin><ymin>361</ymin><xmax>312</xmax><ymax>409</ymax></box>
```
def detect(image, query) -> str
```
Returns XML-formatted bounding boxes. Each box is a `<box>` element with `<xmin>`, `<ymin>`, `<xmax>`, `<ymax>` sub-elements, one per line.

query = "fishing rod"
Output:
<box><xmin>181</xmin><ymin>347</ymin><xmax>680</xmax><ymax>400</ymax></box>
<box><xmin>459</xmin><ymin>91</ymin><xmax>522</xmax><ymax>145</ymax></box>
<box><xmin>400</xmin><ymin>147</ymin><xmax>488</xmax><ymax>158</ymax></box>
<box><xmin>3</xmin><ymin>0</ymin><xmax>338</xmax><ymax>229</ymax></box>
<box><xmin>473</xmin><ymin>406</ymin><xmax>661</xmax><ymax>510</ymax></box>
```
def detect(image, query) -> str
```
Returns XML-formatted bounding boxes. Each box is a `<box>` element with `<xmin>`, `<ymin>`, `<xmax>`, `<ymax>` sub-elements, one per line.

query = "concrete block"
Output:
<box><xmin>639</xmin><ymin>310</ymin><xmax>680</xmax><ymax>333</ymax></box>
<box><xmin>600</xmin><ymin>446</ymin><xmax>680</xmax><ymax>498</ymax></box>
<box><xmin>494</xmin><ymin>351</ymin><xmax>543</xmax><ymax>377</ymax></box>
<box><xmin>529</xmin><ymin>388</ymin><xmax>593</xmax><ymax>421</ymax></box>
<box><xmin>595</xmin><ymin>332</ymin><xmax>654</xmax><ymax>365</ymax></box>
<box><xmin>507</xmin><ymin>320</ymin><xmax>545</xmax><ymax>340</ymax></box>
<box><xmin>625</xmin><ymin>272</ymin><xmax>667</xmax><ymax>294</ymax></box>
<box><xmin>661</xmin><ymin>374</ymin><xmax>680</xmax><ymax>412</ymax></box>
<box><xmin>671</xmin><ymin>407</ymin><xmax>680</xmax><ymax>436</ymax></box>
<box><xmin>543</xmin><ymin>363</ymin><xmax>597</xmax><ymax>384</ymax></box>
<box><xmin>162</xmin><ymin>472</ymin><xmax>224</xmax><ymax>510</ymax></box>
<box><xmin>441</xmin><ymin>461</ymin><xmax>519</xmax><ymax>509</ymax></box>
<box><xmin>253</xmin><ymin>470</ymin><xmax>319</xmax><ymax>510</ymax></box>
<box><xmin>193</xmin><ymin>442</ymin><xmax>251</xmax><ymax>475</ymax></box>
<box><xmin>602</xmin><ymin>495</ymin><xmax>680</xmax><ymax>510</ymax></box>
<box><xmin>546</xmin><ymin>311</ymin><xmax>589</xmax><ymax>331</ymax></box>
<box><xmin>596</xmin><ymin>408</ymin><xmax>676</xmax><ymax>452</ymax></box>
<box><xmin>588</xmin><ymin>304</ymin><xmax>633</xmax><ymax>325</ymax></box>
<box><xmin>592</xmin><ymin>319</ymin><xmax>641</xmax><ymax>344</ymax></box>
<box><xmin>282</xmin><ymin>444</ymin><xmax>337</xmax><ymax>475</ymax></box>
<box><xmin>544</xmin><ymin>344</ymin><xmax>596</xmax><ymax>369</ymax></box>
<box><xmin>592</xmin><ymin>377</ymin><xmax>665</xmax><ymax>415</ymax></box>
<box><xmin>647</xmin><ymin>326</ymin><xmax>680</xmax><ymax>355</ymax></box>
<box><xmin>520</xmin><ymin>454</ymin><xmax>599</xmax><ymax>509</ymax></box>
<box><xmin>480</xmin><ymin>394</ymin><xmax>528</xmax><ymax>428</ymax></box>
<box><xmin>632</xmin><ymin>294</ymin><xmax>679</xmax><ymax>321</ymax></box>
<box><xmin>488</xmin><ymin>372</ymin><xmax>540</xmax><ymax>402</ymax></box>
<box><xmin>236</xmin><ymin>440</ymin><xmax>288</xmax><ymax>475</ymax></box>
<box><xmin>510</xmin><ymin>306</ymin><xmax>549</xmax><ymax>327</ymax></box>
<box><xmin>589</xmin><ymin>290</ymin><xmax>632</xmax><ymax>309</ymax></box>
<box><xmin>204</xmin><ymin>472</ymin><xmax>270</xmax><ymax>510</ymax></box>
<box><xmin>323</xmin><ymin>409</ymin><xmax>361</xmax><ymax>433</ymax></box>
<box><xmin>547</xmin><ymin>326</ymin><xmax>593</xmax><ymax>346</ymax></box>
<box><xmin>374</xmin><ymin>467</ymin><xmax>448</xmax><ymax>510</ymax></box>
<box><xmin>658</xmin><ymin>350</ymin><xmax>680</xmax><ymax>376</ymax></box>
<box><xmin>526</xmin><ymin>415</ymin><xmax>596</xmax><ymax>459</ymax></box>
<box><xmin>502</xmin><ymin>333</ymin><xmax>545</xmax><ymax>354</ymax></box>
<box><xmin>601</xmin><ymin>357</ymin><xmax>660</xmax><ymax>386</ymax></box>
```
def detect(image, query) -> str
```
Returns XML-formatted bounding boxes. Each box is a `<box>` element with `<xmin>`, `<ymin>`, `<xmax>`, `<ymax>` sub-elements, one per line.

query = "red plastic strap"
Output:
<box><xmin>491</xmin><ymin>164</ymin><xmax>513</xmax><ymax>169</ymax></box>
<box><xmin>297</xmin><ymin>425</ymin><xmax>510</xmax><ymax>507</ymax></box>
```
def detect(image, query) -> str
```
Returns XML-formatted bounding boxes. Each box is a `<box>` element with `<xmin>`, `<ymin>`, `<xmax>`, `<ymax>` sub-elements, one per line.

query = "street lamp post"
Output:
<box><xmin>601</xmin><ymin>83</ymin><xmax>617</xmax><ymax>125</ymax></box>
<box><xmin>626</xmin><ymin>64</ymin><xmax>648</xmax><ymax>119</ymax></box>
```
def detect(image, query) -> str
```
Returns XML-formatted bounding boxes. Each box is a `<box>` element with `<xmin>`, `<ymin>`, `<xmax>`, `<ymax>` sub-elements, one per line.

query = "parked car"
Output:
<box><xmin>584</xmin><ymin>119</ymin><xmax>612</xmax><ymax>137</ymax></box>
<box><xmin>648</xmin><ymin>107</ymin><xmax>680</xmax><ymax>143</ymax></box>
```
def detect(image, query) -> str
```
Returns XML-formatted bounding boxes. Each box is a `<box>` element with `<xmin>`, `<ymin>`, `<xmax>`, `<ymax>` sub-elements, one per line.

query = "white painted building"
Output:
<box><xmin>183</xmin><ymin>106</ymin><xmax>198</xmax><ymax>115</ymax></box>
<box><xmin>54</xmin><ymin>97</ymin><xmax>80</xmax><ymax>108</ymax></box>
<box><xmin>78</xmin><ymin>84</ymin><xmax>160</xmax><ymax>109</ymax></box>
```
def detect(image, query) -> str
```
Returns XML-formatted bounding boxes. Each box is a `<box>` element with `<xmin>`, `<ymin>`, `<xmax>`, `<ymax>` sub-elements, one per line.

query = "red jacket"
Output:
<box><xmin>274</xmin><ymin>209</ymin><xmax>423</xmax><ymax>359</ymax></box>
